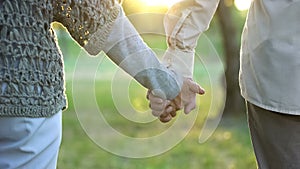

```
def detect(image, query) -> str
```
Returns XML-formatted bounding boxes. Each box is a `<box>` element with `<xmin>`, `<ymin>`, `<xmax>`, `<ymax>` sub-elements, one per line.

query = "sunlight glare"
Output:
<box><xmin>234</xmin><ymin>0</ymin><xmax>252</xmax><ymax>11</ymax></box>
<box><xmin>140</xmin><ymin>0</ymin><xmax>182</xmax><ymax>7</ymax></box>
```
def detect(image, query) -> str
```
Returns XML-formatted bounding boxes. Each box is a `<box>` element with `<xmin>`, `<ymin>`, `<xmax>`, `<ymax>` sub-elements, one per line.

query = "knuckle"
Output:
<box><xmin>152</xmin><ymin>111</ymin><xmax>160</xmax><ymax>117</ymax></box>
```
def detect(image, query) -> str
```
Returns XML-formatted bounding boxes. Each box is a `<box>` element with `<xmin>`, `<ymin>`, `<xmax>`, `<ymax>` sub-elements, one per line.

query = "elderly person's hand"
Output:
<box><xmin>147</xmin><ymin>78</ymin><xmax>205</xmax><ymax>123</ymax></box>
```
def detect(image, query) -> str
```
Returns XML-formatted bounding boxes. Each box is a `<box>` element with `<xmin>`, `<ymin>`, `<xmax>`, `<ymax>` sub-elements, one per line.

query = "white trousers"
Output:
<box><xmin>0</xmin><ymin>111</ymin><xmax>62</xmax><ymax>169</ymax></box>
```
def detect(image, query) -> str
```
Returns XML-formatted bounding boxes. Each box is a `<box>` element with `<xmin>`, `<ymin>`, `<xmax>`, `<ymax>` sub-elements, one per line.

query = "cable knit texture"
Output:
<box><xmin>0</xmin><ymin>0</ymin><xmax>119</xmax><ymax>117</ymax></box>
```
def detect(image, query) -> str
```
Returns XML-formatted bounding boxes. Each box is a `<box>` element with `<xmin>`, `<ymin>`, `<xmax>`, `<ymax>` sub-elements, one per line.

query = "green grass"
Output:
<box><xmin>54</xmin><ymin>24</ymin><xmax>256</xmax><ymax>169</ymax></box>
<box><xmin>59</xmin><ymin>112</ymin><xmax>256</xmax><ymax>169</ymax></box>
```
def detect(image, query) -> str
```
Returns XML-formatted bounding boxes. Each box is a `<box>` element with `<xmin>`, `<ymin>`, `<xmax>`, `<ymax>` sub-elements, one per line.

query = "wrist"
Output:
<box><xmin>162</xmin><ymin>47</ymin><xmax>194</xmax><ymax>78</ymax></box>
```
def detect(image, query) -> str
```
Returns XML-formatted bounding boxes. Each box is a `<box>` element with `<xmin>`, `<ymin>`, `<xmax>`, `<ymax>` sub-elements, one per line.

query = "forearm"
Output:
<box><xmin>163</xmin><ymin>0</ymin><xmax>220</xmax><ymax>78</ymax></box>
<box><xmin>103</xmin><ymin>8</ymin><xmax>181</xmax><ymax>100</ymax></box>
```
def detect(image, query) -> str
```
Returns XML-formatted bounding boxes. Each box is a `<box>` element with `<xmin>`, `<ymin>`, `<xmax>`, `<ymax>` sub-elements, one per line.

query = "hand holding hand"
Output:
<box><xmin>147</xmin><ymin>90</ymin><xmax>181</xmax><ymax>123</ymax></box>
<box><xmin>147</xmin><ymin>78</ymin><xmax>205</xmax><ymax>123</ymax></box>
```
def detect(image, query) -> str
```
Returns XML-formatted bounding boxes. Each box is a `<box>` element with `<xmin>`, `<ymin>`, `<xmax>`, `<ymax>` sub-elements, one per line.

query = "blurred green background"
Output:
<box><xmin>53</xmin><ymin>0</ymin><xmax>257</xmax><ymax>168</ymax></box>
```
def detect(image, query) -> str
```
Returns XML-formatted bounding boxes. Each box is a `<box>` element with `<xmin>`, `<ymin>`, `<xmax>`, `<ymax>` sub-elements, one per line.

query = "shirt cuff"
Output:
<box><xmin>162</xmin><ymin>47</ymin><xmax>194</xmax><ymax>78</ymax></box>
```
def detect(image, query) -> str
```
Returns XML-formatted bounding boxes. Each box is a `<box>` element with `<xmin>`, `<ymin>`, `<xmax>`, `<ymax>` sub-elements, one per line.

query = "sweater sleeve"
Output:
<box><xmin>52</xmin><ymin>0</ymin><xmax>120</xmax><ymax>55</ymax></box>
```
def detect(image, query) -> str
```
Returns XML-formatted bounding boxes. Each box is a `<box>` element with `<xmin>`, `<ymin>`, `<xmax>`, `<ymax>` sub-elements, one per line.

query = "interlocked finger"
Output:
<box><xmin>159</xmin><ymin>114</ymin><xmax>172</xmax><ymax>123</ymax></box>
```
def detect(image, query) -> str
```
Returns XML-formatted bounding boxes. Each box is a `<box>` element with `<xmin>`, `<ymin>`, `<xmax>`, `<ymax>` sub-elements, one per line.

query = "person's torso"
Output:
<box><xmin>240</xmin><ymin>0</ymin><xmax>300</xmax><ymax>114</ymax></box>
<box><xmin>0</xmin><ymin>0</ymin><xmax>66</xmax><ymax>117</ymax></box>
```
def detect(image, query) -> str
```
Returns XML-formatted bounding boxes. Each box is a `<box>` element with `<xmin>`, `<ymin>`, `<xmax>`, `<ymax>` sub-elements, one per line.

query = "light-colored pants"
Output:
<box><xmin>247</xmin><ymin>102</ymin><xmax>300</xmax><ymax>169</ymax></box>
<box><xmin>0</xmin><ymin>111</ymin><xmax>62</xmax><ymax>169</ymax></box>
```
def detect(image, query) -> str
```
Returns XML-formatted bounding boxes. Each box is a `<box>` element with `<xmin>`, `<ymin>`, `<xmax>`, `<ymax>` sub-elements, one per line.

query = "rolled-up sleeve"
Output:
<box><xmin>163</xmin><ymin>0</ymin><xmax>220</xmax><ymax>78</ymax></box>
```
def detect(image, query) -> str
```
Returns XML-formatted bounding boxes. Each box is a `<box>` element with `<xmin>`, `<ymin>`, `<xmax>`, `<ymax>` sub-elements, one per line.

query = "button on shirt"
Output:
<box><xmin>164</xmin><ymin>0</ymin><xmax>300</xmax><ymax>115</ymax></box>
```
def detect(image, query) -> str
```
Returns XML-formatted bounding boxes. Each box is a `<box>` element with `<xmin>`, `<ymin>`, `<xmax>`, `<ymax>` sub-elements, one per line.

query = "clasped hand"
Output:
<box><xmin>147</xmin><ymin>78</ymin><xmax>205</xmax><ymax>123</ymax></box>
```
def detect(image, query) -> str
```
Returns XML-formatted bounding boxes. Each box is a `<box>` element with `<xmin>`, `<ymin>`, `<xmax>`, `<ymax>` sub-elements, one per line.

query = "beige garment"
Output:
<box><xmin>103</xmin><ymin>8</ymin><xmax>182</xmax><ymax>99</ymax></box>
<box><xmin>240</xmin><ymin>0</ymin><xmax>300</xmax><ymax>115</ymax></box>
<box><xmin>162</xmin><ymin>0</ymin><xmax>220</xmax><ymax>78</ymax></box>
<box><xmin>164</xmin><ymin>0</ymin><xmax>300</xmax><ymax>115</ymax></box>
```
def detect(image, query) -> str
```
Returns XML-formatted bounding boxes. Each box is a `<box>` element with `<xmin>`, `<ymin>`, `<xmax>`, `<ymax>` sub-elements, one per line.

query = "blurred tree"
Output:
<box><xmin>216</xmin><ymin>0</ymin><xmax>246</xmax><ymax>116</ymax></box>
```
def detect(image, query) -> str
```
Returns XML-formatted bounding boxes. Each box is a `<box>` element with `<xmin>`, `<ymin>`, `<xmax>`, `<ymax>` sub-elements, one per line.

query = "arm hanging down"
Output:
<box><xmin>103</xmin><ymin>6</ymin><xmax>182</xmax><ymax>100</ymax></box>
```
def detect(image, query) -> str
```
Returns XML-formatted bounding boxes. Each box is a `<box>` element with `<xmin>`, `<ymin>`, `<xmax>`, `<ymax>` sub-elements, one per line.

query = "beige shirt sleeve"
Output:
<box><xmin>162</xmin><ymin>0</ymin><xmax>220</xmax><ymax>78</ymax></box>
<box><xmin>102</xmin><ymin>7</ymin><xmax>182</xmax><ymax>100</ymax></box>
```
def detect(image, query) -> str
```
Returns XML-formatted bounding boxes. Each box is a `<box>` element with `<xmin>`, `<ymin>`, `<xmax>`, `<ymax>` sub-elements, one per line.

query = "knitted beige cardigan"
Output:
<box><xmin>0</xmin><ymin>0</ymin><xmax>119</xmax><ymax>117</ymax></box>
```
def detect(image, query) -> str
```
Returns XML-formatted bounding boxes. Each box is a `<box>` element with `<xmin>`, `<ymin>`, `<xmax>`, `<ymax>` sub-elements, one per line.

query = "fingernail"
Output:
<box><xmin>158</xmin><ymin>99</ymin><xmax>163</xmax><ymax>103</ymax></box>
<box><xmin>167</xmin><ymin>106</ymin><xmax>173</xmax><ymax>113</ymax></box>
<box><xmin>199</xmin><ymin>88</ymin><xmax>205</xmax><ymax>94</ymax></box>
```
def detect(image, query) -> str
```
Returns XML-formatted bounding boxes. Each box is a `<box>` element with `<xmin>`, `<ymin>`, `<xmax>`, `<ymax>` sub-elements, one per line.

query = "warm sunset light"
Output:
<box><xmin>234</xmin><ymin>0</ymin><xmax>252</xmax><ymax>11</ymax></box>
<box><xmin>140</xmin><ymin>0</ymin><xmax>181</xmax><ymax>7</ymax></box>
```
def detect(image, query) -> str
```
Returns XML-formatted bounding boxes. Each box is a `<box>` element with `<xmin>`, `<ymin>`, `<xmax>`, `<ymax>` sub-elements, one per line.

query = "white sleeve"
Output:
<box><xmin>163</xmin><ymin>0</ymin><xmax>220</xmax><ymax>78</ymax></box>
<box><xmin>102</xmin><ymin>6</ymin><xmax>182</xmax><ymax>99</ymax></box>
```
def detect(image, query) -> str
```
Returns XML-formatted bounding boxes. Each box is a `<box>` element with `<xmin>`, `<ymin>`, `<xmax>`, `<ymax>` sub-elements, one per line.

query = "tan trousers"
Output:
<box><xmin>247</xmin><ymin>102</ymin><xmax>300</xmax><ymax>169</ymax></box>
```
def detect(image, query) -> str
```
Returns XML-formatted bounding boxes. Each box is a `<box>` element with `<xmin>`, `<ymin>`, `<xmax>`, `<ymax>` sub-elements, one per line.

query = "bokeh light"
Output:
<box><xmin>139</xmin><ymin>0</ymin><xmax>181</xmax><ymax>7</ymax></box>
<box><xmin>234</xmin><ymin>0</ymin><xmax>252</xmax><ymax>11</ymax></box>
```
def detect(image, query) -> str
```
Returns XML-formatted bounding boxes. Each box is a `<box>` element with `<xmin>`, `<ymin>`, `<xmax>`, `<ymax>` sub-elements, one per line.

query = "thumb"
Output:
<box><xmin>184</xmin><ymin>102</ymin><xmax>196</xmax><ymax>114</ymax></box>
<box><xmin>187</xmin><ymin>79</ymin><xmax>205</xmax><ymax>95</ymax></box>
